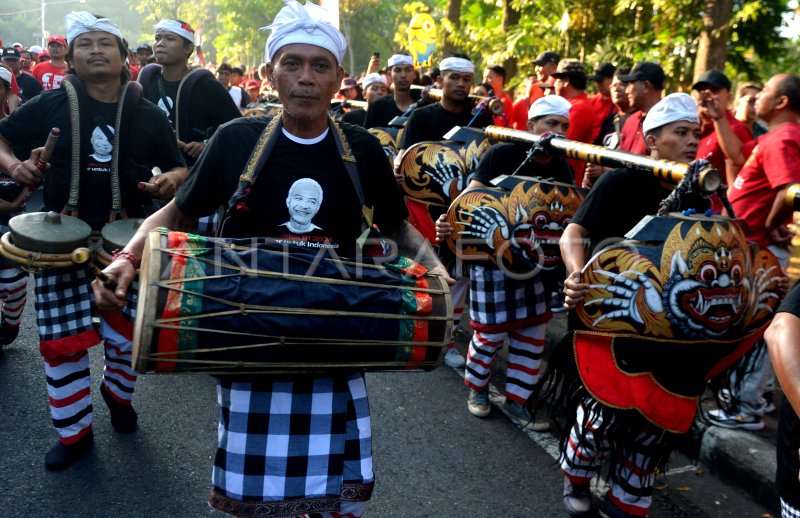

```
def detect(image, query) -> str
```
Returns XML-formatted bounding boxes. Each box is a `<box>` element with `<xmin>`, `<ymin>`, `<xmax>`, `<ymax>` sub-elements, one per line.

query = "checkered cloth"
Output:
<box><xmin>209</xmin><ymin>373</ymin><xmax>374</xmax><ymax>517</ymax></box>
<box><xmin>34</xmin><ymin>267</ymin><xmax>100</xmax><ymax>357</ymax></box>
<box><xmin>784</xmin><ymin>498</ymin><xmax>800</xmax><ymax>518</ymax></box>
<box><xmin>468</xmin><ymin>264</ymin><xmax>551</xmax><ymax>332</ymax></box>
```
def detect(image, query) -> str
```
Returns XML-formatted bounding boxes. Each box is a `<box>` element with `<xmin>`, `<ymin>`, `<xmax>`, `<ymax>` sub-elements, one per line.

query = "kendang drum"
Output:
<box><xmin>242</xmin><ymin>101</ymin><xmax>282</xmax><ymax>118</ymax></box>
<box><xmin>573</xmin><ymin>213</ymin><xmax>782</xmax><ymax>433</ymax></box>
<box><xmin>444</xmin><ymin>175</ymin><xmax>584</xmax><ymax>272</ymax></box>
<box><xmin>133</xmin><ymin>230</ymin><xmax>452</xmax><ymax>374</ymax></box>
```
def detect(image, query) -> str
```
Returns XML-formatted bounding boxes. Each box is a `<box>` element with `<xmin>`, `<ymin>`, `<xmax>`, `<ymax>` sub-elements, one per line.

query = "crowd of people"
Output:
<box><xmin>0</xmin><ymin>1</ymin><xmax>798</xmax><ymax>517</ymax></box>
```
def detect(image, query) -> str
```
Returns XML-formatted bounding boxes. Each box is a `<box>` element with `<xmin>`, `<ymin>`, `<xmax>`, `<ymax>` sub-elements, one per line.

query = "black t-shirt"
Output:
<box><xmin>141</xmin><ymin>70</ymin><xmax>241</xmax><ymax>144</ymax></box>
<box><xmin>572</xmin><ymin>167</ymin><xmax>709</xmax><ymax>250</ymax></box>
<box><xmin>0</xmin><ymin>87</ymin><xmax>185</xmax><ymax>229</ymax></box>
<box><xmin>175</xmin><ymin>117</ymin><xmax>408</xmax><ymax>257</ymax></box>
<box><xmin>473</xmin><ymin>142</ymin><xmax>574</xmax><ymax>186</ymax></box>
<box><xmin>399</xmin><ymin>103</ymin><xmax>494</xmax><ymax>149</ymax></box>
<box><xmin>17</xmin><ymin>72</ymin><xmax>42</xmax><ymax>103</ymax></box>
<box><xmin>775</xmin><ymin>283</ymin><xmax>800</xmax><ymax>507</ymax></box>
<box><xmin>363</xmin><ymin>94</ymin><xmax>405</xmax><ymax>129</ymax></box>
<box><xmin>341</xmin><ymin>108</ymin><xmax>367</xmax><ymax>127</ymax></box>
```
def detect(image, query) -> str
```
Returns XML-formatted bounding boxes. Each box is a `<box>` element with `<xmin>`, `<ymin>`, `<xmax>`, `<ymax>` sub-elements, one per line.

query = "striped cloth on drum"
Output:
<box><xmin>209</xmin><ymin>372</ymin><xmax>374</xmax><ymax>518</ymax></box>
<box><xmin>468</xmin><ymin>264</ymin><xmax>551</xmax><ymax>332</ymax></box>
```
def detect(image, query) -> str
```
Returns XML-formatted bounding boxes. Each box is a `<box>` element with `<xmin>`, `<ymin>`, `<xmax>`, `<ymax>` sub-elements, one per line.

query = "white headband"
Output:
<box><xmin>362</xmin><ymin>73</ymin><xmax>387</xmax><ymax>89</ymax></box>
<box><xmin>65</xmin><ymin>11</ymin><xmax>122</xmax><ymax>46</ymax></box>
<box><xmin>0</xmin><ymin>67</ymin><xmax>11</xmax><ymax>85</ymax></box>
<box><xmin>262</xmin><ymin>0</ymin><xmax>347</xmax><ymax>64</ymax></box>
<box><xmin>388</xmin><ymin>54</ymin><xmax>413</xmax><ymax>67</ymax></box>
<box><xmin>528</xmin><ymin>95</ymin><xmax>572</xmax><ymax>120</ymax></box>
<box><xmin>643</xmin><ymin>93</ymin><xmax>700</xmax><ymax>135</ymax></box>
<box><xmin>439</xmin><ymin>57</ymin><xmax>474</xmax><ymax>74</ymax></box>
<box><xmin>154</xmin><ymin>19</ymin><xmax>195</xmax><ymax>44</ymax></box>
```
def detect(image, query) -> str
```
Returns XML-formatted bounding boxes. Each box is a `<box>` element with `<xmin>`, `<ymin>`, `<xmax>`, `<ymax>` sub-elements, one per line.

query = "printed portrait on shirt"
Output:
<box><xmin>281</xmin><ymin>178</ymin><xmax>324</xmax><ymax>234</ymax></box>
<box><xmin>90</xmin><ymin>125</ymin><xmax>114</xmax><ymax>163</ymax></box>
<box><xmin>157</xmin><ymin>96</ymin><xmax>174</xmax><ymax>119</ymax></box>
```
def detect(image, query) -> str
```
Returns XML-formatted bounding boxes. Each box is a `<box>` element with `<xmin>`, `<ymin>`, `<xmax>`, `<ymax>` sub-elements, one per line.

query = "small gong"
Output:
<box><xmin>9</xmin><ymin>211</ymin><xmax>92</xmax><ymax>254</ymax></box>
<box><xmin>101</xmin><ymin>218</ymin><xmax>143</xmax><ymax>254</ymax></box>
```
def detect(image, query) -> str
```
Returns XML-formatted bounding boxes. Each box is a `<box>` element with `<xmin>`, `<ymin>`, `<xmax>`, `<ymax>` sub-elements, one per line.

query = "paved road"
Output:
<box><xmin>0</xmin><ymin>291</ymin><xmax>775</xmax><ymax>517</ymax></box>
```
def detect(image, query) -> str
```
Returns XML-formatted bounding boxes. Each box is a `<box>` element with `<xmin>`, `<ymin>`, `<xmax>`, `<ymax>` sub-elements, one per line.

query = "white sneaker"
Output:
<box><xmin>443</xmin><ymin>347</ymin><xmax>466</xmax><ymax>368</ymax></box>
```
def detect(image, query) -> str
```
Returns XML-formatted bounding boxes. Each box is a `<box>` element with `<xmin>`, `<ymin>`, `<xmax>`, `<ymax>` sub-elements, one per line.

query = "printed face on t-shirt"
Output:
<box><xmin>282</xmin><ymin>178</ymin><xmax>323</xmax><ymax>234</ymax></box>
<box><xmin>90</xmin><ymin>125</ymin><xmax>114</xmax><ymax>162</ymax></box>
<box><xmin>157</xmin><ymin>96</ymin><xmax>174</xmax><ymax>118</ymax></box>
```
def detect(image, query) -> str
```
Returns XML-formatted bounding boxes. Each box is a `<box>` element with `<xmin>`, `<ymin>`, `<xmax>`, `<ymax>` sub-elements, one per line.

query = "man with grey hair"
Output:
<box><xmin>93</xmin><ymin>1</ymin><xmax>449</xmax><ymax>515</ymax></box>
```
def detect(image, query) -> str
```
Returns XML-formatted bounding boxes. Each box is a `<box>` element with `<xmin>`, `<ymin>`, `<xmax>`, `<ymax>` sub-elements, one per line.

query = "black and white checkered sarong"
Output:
<box><xmin>783</xmin><ymin>498</ymin><xmax>800</xmax><ymax>518</ymax></box>
<box><xmin>34</xmin><ymin>267</ymin><xmax>99</xmax><ymax>351</ymax></box>
<box><xmin>209</xmin><ymin>373</ymin><xmax>374</xmax><ymax>517</ymax></box>
<box><xmin>468</xmin><ymin>264</ymin><xmax>550</xmax><ymax>332</ymax></box>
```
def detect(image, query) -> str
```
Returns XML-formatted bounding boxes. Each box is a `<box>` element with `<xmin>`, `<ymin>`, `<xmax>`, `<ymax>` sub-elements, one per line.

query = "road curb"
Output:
<box><xmin>690</xmin><ymin>421</ymin><xmax>779</xmax><ymax>512</ymax></box>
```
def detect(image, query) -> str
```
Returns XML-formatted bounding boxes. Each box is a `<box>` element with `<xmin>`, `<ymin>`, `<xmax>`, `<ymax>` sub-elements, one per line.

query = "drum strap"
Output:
<box><xmin>223</xmin><ymin>113</ymin><xmax>374</xmax><ymax>236</ymax></box>
<box><xmin>63</xmin><ymin>75</ymin><xmax>143</xmax><ymax>219</ymax></box>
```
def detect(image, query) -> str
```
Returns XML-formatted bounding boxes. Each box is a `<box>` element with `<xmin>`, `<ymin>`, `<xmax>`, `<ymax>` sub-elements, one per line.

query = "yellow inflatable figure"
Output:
<box><xmin>408</xmin><ymin>13</ymin><xmax>437</xmax><ymax>68</ymax></box>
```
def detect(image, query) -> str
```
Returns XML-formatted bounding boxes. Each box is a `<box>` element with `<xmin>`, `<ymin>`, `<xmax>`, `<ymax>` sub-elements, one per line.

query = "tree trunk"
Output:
<box><xmin>442</xmin><ymin>0</ymin><xmax>462</xmax><ymax>57</ymax></box>
<box><xmin>693</xmin><ymin>0</ymin><xmax>733</xmax><ymax>81</ymax></box>
<box><xmin>501</xmin><ymin>0</ymin><xmax>521</xmax><ymax>83</ymax></box>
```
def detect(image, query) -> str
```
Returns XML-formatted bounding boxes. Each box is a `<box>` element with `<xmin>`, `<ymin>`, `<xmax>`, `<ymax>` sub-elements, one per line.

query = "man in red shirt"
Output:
<box><xmin>552</xmin><ymin>59</ymin><xmax>595</xmax><ymax>185</ymax></box>
<box><xmin>32</xmin><ymin>35</ymin><xmax>67</xmax><ymax>90</ymax></box>
<box><xmin>618</xmin><ymin>62</ymin><xmax>665</xmax><ymax>156</ymax></box>
<box><xmin>715</xmin><ymin>74</ymin><xmax>800</xmax><ymax>432</ymax></box>
<box><xmin>483</xmin><ymin>64</ymin><xmax>516</xmax><ymax>128</ymax></box>
<box><xmin>511</xmin><ymin>74</ymin><xmax>544</xmax><ymax>130</ymax></box>
<box><xmin>691</xmin><ymin>69</ymin><xmax>753</xmax><ymax>187</ymax></box>
<box><xmin>588</xmin><ymin>63</ymin><xmax>616</xmax><ymax>144</ymax></box>
<box><xmin>533</xmin><ymin>50</ymin><xmax>559</xmax><ymax>87</ymax></box>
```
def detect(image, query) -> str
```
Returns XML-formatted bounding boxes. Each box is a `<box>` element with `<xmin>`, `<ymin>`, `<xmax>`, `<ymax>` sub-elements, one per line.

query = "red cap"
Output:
<box><xmin>47</xmin><ymin>35</ymin><xmax>67</xmax><ymax>47</ymax></box>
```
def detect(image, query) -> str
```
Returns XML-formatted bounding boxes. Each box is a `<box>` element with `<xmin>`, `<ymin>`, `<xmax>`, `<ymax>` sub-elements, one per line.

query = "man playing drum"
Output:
<box><xmin>94</xmin><ymin>1</ymin><xmax>450</xmax><ymax>516</ymax></box>
<box><xmin>0</xmin><ymin>12</ymin><xmax>187</xmax><ymax>471</ymax></box>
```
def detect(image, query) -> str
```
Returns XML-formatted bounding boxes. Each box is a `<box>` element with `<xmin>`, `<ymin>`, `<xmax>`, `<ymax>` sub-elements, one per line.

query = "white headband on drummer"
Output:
<box><xmin>528</xmin><ymin>95</ymin><xmax>572</xmax><ymax>120</ymax></box>
<box><xmin>439</xmin><ymin>57</ymin><xmax>474</xmax><ymax>74</ymax></box>
<box><xmin>262</xmin><ymin>0</ymin><xmax>347</xmax><ymax>64</ymax></box>
<box><xmin>154</xmin><ymin>19</ymin><xmax>195</xmax><ymax>43</ymax></box>
<box><xmin>643</xmin><ymin>93</ymin><xmax>699</xmax><ymax>135</ymax></box>
<box><xmin>387</xmin><ymin>54</ymin><xmax>413</xmax><ymax>67</ymax></box>
<box><xmin>65</xmin><ymin>11</ymin><xmax>122</xmax><ymax>46</ymax></box>
<box><xmin>362</xmin><ymin>73</ymin><xmax>387</xmax><ymax>89</ymax></box>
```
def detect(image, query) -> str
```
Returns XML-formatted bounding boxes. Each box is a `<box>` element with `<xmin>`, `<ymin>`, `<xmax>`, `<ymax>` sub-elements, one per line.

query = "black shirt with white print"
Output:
<box><xmin>0</xmin><ymin>88</ymin><xmax>185</xmax><ymax>229</ymax></box>
<box><xmin>175</xmin><ymin>117</ymin><xmax>408</xmax><ymax>257</ymax></box>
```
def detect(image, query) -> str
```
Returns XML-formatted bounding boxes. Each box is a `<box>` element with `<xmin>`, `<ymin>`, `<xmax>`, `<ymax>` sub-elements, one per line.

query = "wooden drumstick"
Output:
<box><xmin>36</xmin><ymin>127</ymin><xmax>60</xmax><ymax>169</ymax></box>
<box><xmin>71</xmin><ymin>247</ymin><xmax>118</xmax><ymax>291</ymax></box>
<box><xmin>138</xmin><ymin>181</ymin><xmax>159</xmax><ymax>195</ymax></box>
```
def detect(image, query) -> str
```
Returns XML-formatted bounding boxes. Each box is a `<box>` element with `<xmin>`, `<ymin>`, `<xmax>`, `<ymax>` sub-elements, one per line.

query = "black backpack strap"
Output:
<box><xmin>175</xmin><ymin>67</ymin><xmax>215</xmax><ymax>142</ymax></box>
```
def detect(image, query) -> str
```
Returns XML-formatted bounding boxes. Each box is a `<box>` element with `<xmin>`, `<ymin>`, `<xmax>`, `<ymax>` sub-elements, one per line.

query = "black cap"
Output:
<box><xmin>136</xmin><ymin>43</ymin><xmax>153</xmax><ymax>53</ymax></box>
<box><xmin>533</xmin><ymin>51</ymin><xmax>560</xmax><ymax>66</ymax></box>
<box><xmin>1</xmin><ymin>48</ymin><xmax>20</xmax><ymax>60</ymax></box>
<box><xmin>550</xmin><ymin>59</ymin><xmax>586</xmax><ymax>79</ymax></box>
<box><xmin>618</xmin><ymin>62</ymin><xmax>665</xmax><ymax>90</ymax></box>
<box><xmin>588</xmin><ymin>62</ymin><xmax>616</xmax><ymax>81</ymax></box>
<box><xmin>691</xmin><ymin>69</ymin><xmax>731</xmax><ymax>92</ymax></box>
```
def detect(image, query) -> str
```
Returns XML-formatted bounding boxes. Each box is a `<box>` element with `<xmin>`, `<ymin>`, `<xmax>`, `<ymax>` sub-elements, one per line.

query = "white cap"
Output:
<box><xmin>154</xmin><ymin>19</ymin><xmax>195</xmax><ymax>44</ymax></box>
<box><xmin>65</xmin><ymin>11</ymin><xmax>122</xmax><ymax>46</ymax></box>
<box><xmin>28</xmin><ymin>45</ymin><xmax>43</xmax><ymax>54</ymax></box>
<box><xmin>0</xmin><ymin>66</ymin><xmax>11</xmax><ymax>85</ymax></box>
<box><xmin>362</xmin><ymin>73</ymin><xmax>387</xmax><ymax>89</ymax></box>
<box><xmin>387</xmin><ymin>54</ymin><xmax>413</xmax><ymax>67</ymax></box>
<box><xmin>643</xmin><ymin>93</ymin><xmax>699</xmax><ymax>135</ymax></box>
<box><xmin>262</xmin><ymin>0</ymin><xmax>347</xmax><ymax>64</ymax></box>
<box><xmin>528</xmin><ymin>95</ymin><xmax>572</xmax><ymax>119</ymax></box>
<box><xmin>439</xmin><ymin>57</ymin><xmax>474</xmax><ymax>74</ymax></box>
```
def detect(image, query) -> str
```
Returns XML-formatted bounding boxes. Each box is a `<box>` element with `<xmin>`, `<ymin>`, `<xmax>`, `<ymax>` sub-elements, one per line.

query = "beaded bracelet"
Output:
<box><xmin>111</xmin><ymin>249</ymin><xmax>141</xmax><ymax>269</ymax></box>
